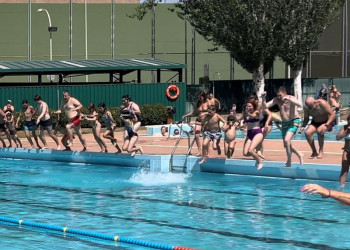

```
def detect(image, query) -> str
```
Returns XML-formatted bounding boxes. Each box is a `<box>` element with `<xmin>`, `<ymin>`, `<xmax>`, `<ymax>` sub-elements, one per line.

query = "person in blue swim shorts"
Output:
<box><xmin>262</xmin><ymin>86</ymin><xmax>304</xmax><ymax>167</ymax></box>
<box><xmin>16</xmin><ymin>99</ymin><xmax>41</xmax><ymax>149</ymax></box>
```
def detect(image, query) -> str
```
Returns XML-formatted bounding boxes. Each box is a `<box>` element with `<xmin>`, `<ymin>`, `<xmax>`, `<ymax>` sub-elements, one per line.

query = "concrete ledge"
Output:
<box><xmin>0</xmin><ymin>148</ymin><xmax>342</xmax><ymax>181</ymax></box>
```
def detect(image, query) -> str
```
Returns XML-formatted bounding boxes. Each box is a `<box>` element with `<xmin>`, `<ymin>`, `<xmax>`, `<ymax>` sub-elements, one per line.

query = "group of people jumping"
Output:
<box><xmin>0</xmin><ymin>91</ymin><xmax>143</xmax><ymax>157</ymax></box>
<box><xmin>183</xmin><ymin>86</ymin><xmax>348</xmax><ymax>180</ymax></box>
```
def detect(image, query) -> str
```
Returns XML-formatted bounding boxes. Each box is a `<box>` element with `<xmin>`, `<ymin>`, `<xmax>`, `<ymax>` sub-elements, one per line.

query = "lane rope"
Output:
<box><xmin>0</xmin><ymin>216</ymin><xmax>199</xmax><ymax>250</ymax></box>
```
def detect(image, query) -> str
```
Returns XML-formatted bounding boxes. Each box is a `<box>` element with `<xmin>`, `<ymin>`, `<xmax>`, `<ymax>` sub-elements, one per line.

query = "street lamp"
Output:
<box><xmin>212</xmin><ymin>72</ymin><xmax>221</xmax><ymax>97</ymax></box>
<box><xmin>37</xmin><ymin>8</ymin><xmax>57</xmax><ymax>61</ymax></box>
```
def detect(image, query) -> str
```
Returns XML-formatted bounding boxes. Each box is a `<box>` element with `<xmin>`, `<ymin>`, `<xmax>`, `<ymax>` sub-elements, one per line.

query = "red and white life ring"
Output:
<box><xmin>166</xmin><ymin>85</ymin><xmax>180</xmax><ymax>100</ymax></box>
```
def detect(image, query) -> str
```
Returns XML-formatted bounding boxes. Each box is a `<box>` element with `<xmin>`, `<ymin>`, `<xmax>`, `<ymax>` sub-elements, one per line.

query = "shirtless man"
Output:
<box><xmin>199</xmin><ymin>105</ymin><xmax>226</xmax><ymax>164</ymax></box>
<box><xmin>208</xmin><ymin>93</ymin><xmax>221</xmax><ymax>111</ymax></box>
<box><xmin>262</xmin><ymin>86</ymin><xmax>303</xmax><ymax>167</ymax></box>
<box><xmin>3</xmin><ymin>100</ymin><xmax>14</xmax><ymax>113</ymax></box>
<box><xmin>54</xmin><ymin>90</ymin><xmax>87</xmax><ymax>151</ymax></box>
<box><xmin>328</xmin><ymin>84</ymin><xmax>341</xmax><ymax>125</ymax></box>
<box><xmin>16</xmin><ymin>99</ymin><xmax>41</xmax><ymax>149</ymax></box>
<box><xmin>299</xmin><ymin>96</ymin><xmax>335</xmax><ymax>159</ymax></box>
<box><xmin>34</xmin><ymin>95</ymin><xmax>60</xmax><ymax>150</ymax></box>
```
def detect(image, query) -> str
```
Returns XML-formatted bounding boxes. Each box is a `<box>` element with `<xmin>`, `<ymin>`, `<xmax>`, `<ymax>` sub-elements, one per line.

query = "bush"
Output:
<box><xmin>140</xmin><ymin>104</ymin><xmax>168</xmax><ymax>126</ymax></box>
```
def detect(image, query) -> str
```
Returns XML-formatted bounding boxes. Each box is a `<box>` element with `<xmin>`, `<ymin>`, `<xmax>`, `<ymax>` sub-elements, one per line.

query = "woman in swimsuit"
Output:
<box><xmin>98</xmin><ymin>102</ymin><xmax>121</xmax><ymax>153</ymax></box>
<box><xmin>84</xmin><ymin>103</ymin><xmax>108</xmax><ymax>153</ymax></box>
<box><xmin>120</xmin><ymin>109</ymin><xmax>143</xmax><ymax>156</ymax></box>
<box><xmin>182</xmin><ymin>91</ymin><xmax>210</xmax><ymax>156</ymax></box>
<box><xmin>336</xmin><ymin>113</ymin><xmax>350</xmax><ymax>187</ymax></box>
<box><xmin>243</xmin><ymin>100</ymin><xmax>264</xmax><ymax>170</ymax></box>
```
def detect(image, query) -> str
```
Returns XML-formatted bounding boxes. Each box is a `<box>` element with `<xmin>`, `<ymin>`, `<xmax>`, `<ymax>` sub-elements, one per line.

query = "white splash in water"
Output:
<box><xmin>129</xmin><ymin>170</ymin><xmax>191</xmax><ymax>186</ymax></box>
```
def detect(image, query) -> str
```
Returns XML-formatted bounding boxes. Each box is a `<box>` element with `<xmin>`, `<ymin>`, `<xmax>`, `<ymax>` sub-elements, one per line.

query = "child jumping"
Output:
<box><xmin>221</xmin><ymin>115</ymin><xmax>239</xmax><ymax>158</ymax></box>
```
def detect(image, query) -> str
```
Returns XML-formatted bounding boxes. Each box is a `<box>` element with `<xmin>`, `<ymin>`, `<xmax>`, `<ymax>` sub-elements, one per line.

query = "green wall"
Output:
<box><xmin>0</xmin><ymin>82</ymin><xmax>186</xmax><ymax>121</ymax></box>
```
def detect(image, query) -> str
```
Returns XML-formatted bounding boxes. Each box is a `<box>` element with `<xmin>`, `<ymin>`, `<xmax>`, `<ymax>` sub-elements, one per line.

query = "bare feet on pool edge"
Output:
<box><xmin>131</xmin><ymin>151</ymin><xmax>136</xmax><ymax>157</ymax></box>
<box><xmin>138</xmin><ymin>147</ymin><xmax>143</xmax><ymax>155</ymax></box>
<box><xmin>308</xmin><ymin>152</ymin><xmax>318</xmax><ymax>159</ymax></box>
<box><xmin>199</xmin><ymin>159</ymin><xmax>206</xmax><ymax>164</ymax></box>
<box><xmin>299</xmin><ymin>154</ymin><xmax>304</xmax><ymax>165</ymax></box>
<box><xmin>317</xmin><ymin>151</ymin><xmax>324</xmax><ymax>159</ymax></box>
<box><xmin>217</xmin><ymin>146</ymin><xmax>221</xmax><ymax>155</ymax></box>
<box><xmin>257</xmin><ymin>162</ymin><xmax>263</xmax><ymax>170</ymax></box>
<box><xmin>82</xmin><ymin>147</ymin><xmax>87</xmax><ymax>151</ymax></box>
<box><xmin>284</xmin><ymin>161</ymin><xmax>291</xmax><ymax>167</ymax></box>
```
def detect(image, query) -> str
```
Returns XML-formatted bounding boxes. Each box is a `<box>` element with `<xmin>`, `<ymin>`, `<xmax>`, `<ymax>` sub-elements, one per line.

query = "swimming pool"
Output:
<box><xmin>0</xmin><ymin>158</ymin><xmax>349</xmax><ymax>249</ymax></box>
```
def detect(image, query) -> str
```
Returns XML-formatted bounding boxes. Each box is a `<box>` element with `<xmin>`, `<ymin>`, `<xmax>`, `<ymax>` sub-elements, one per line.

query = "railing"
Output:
<box><xmin>168</xmin><ymin>121</ymin><xmax>196</xmax><ymax>173</ymax></box>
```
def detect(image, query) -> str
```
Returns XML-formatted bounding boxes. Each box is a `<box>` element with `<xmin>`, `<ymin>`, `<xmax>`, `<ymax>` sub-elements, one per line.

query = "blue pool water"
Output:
<box><xmin>0</xmin><ymin>158</ymin><xmax>349</xmax><ymax>249</ymax></box>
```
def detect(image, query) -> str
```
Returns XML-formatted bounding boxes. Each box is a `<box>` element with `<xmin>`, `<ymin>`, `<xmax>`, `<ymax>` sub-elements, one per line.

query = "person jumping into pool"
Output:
<box><xmin>243</xmin><ymin>100</ymin><xmax>264</xmax><ymax>170</ymax></box>
<box><xmin>221</xmin><ymin>115</ymin><xmax>239</xmax><ymax>158</ymax></box>
<box><xmin>98</xmin><ymin>102</ymin><xmax>121</xmax><ymax>153</ymax></box>
<box><xmin>199</xmin><ymin>105</ymin><xmax>226</xmax><ymax>164</ymax></box>
<box><xmin>120</xmin><ymin>109</ymin><xmax>143</xmax><ymax>157</ymax></box>
<box><xmin>298</xmin><ymin>96</ymin><xmax>335</xmax><ymax>159</ymax></box>
<box><xmin>336</xmin><ymin>113</ymin><xmax>350</xmax><ymax>188</ymax></box>
<box><xmin>54</xmin><ymin>90</ymin><xmax>87</xmax><ymax>151</ymax></box>
<box><xmin>5</xmin><ymin>111</ymin><xmax>22</xmax><ymax>148</ymax></box>
<box><xmin>120</xmin><ymin>95</ymin><xmax>142</xmax><ymax>133</ymax></box>
<box><xmin>34</xmin><ymin>95</ymin><xmax>61</xmax><ymax>150</ymax></box>
<box><xmin>0</xmin><ymin>107</ymin><xmax>12</xmax><ymax>147</ymax></box>
<box><xmin>182</xmin><ymin>91</ymin><xmax>210</xmax><ymax>156</ymax></box>
<box><xmin>262</xmin><ymin>86</ymin><xmax>303</xmax><ymax>167</ymax></box>
<box><xmin>83</xmin><ymin>103</ymin><xmax>108</xmax><ymax>153</ymax></box>
<box><xmin>301</xmin><ymin>183</ymin><xmax>350</xmax><ymax>206</ymax></box>
<box><xmin>16</xmin><ymin>99</ymin><xmax>41</xmax><ymax>149</ymax></box>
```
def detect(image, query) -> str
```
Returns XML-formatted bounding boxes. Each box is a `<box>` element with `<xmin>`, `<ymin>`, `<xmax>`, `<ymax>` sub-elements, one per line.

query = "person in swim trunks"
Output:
<box><xmin>16</xmin><ymin>99</ymin><xmax>41</xmax><ymax>149</ymax></box>
<box><xmin>54</xmin><ymin>90</ymin><xmax>87</xmax><ymax>151</ymax></box>
<box><xmin>299</xmin><ymin>96</ymin><xmax>335</xmax><ymax>159</ymax></box>
<box><xmin>336</xmin><ymin>113</ymin><xmax>350</xmax><ymax>187</ymax></box>
<box><xmin>262</xmin><ymin>86</ymin><xmax>303</xmax><ymax>167</ymax></box>
<box><xmin>199</xmin><ymin>105</ymin><xmax>226</xmax><ymax>164</ymax></box>
<box><xmin>5</xmin><ymin>111</ymin><xmax>22</xmax><ymax>148</ymax></box>
<box><xmin>34</xmin><ymin>95</ymin><xmax>61</xmax><ymax>150</ymax></box>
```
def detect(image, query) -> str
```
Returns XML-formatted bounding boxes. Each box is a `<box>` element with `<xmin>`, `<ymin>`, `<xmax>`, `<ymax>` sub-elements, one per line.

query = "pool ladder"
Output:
<box><xmin>168</xmin><ymin>121</ymin><xmax>196</xmax><ymax>173</ymax></box>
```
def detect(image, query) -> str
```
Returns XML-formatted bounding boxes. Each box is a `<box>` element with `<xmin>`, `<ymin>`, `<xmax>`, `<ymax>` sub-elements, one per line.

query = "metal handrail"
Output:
<box><xmin>168</xmin><ymin>121</ymin><xmax>196</xmax><ymax>173</ymax></box>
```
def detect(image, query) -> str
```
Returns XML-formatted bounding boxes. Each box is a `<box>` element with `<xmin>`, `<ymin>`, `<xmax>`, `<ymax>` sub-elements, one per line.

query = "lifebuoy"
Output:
<box><xmin>166</xmin><ymin>85</ymin><xmax>180</xmax><ymax>100</ymax></box>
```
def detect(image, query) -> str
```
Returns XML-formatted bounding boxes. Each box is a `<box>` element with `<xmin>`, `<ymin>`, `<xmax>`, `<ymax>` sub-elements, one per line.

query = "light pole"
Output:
<box><xmin>37</xmin><ymin>8</ymin><xmax>59</xmax><ymax>110</ymax></box>
<box><xmin>212</xmin><ymin>72</ymin><xmax>221</xmax><ymax>97</ymax></box>
<box><xmin>37</xmin><ymin>8</ymin><xmax>57</xmax><ymax>61</ymax></box>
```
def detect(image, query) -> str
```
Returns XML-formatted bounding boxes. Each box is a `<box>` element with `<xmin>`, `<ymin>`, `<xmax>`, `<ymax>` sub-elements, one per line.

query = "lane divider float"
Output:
<box><xmin>0</xmin><ymin>216</ymin><xmax>199</xmax><ymax>250</ymax></box>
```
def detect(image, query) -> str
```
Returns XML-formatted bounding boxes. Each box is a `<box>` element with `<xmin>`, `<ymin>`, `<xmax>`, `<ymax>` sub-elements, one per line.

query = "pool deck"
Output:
<box><xmin>12</xmin><ymin>128</ymin><xmax>343</xmax><ymax>165</ymax></box>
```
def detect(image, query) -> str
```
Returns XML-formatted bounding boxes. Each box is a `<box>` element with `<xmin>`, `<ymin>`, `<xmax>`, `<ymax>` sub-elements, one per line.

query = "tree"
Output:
<box><xmin>278</xmin><ymin>0</ymin><xmax>345</xmax><ymax>102</ymax></box>
<box><xmin>176</xmin><ymin>0</ymin><xmax>281</xmax><ymax>98</ymax></box>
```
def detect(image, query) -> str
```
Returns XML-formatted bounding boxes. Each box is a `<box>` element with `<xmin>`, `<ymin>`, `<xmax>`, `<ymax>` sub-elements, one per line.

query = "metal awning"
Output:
<box><xmin>0</xmin><ymin>58</ymin><xmax>186</xmax><ymax>85</ymax></box>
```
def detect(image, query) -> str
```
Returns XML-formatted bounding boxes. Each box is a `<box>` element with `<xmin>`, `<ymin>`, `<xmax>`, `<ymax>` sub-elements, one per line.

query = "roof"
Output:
<box><xmin>0</xmin><ymin>58</ymin><xmax>186</xmax><ymax>84</ymax></box>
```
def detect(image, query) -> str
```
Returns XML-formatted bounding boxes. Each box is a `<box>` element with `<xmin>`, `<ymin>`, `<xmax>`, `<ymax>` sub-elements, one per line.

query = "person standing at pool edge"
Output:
<box><xmin>336</xmin><ymin>113</ymin><xmax>350</xmax><ymax>187</ymax></box>
<box><xmin>54</xmin><ymin>90</ymin><xmax>87</xmax><ymax>151</ymax></box>
<box><xmin>34</xmin><ymin>95</ymin><xmax>61</xmax><ymax>150</ymax></box>
<box><xmin>262</xmin><ymin>86</ymin><xmax>303</xmax><ymax>167</ymax></box>
<box><xmin>16</xmin><ymin>99</ymin><xmax>41</xmax><ymax>149</ymax></box>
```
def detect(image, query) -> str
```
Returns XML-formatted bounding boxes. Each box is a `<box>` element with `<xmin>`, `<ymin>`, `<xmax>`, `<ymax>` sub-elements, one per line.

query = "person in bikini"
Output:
<box><xmin>199</xmin><ymin>105</ymin><xmax>226</xmax><ymax>164</ymax></box>
<box><xmin>98</xmin><ymin>102</ymin><xmax>121</xmax><ymax>153</ymax></box>
<box><xmin>34</xmin><ymin>95</ymin><xmax>61</xmax><ymax>150</ymax></box>
<box><xmin>182</xmin><ymin>90</ymin><xmax>210</xmax><ymax>156</ymax></box>
<box><xmin>120</xmin><ymin>95</ymin><xmax>142</xmax><ymax>133</ymax></box>
<box><xmin>16</xmin><ymin>99</ymin><xmax>41</xmax><ymax>149</ymax></box>
<box><xmin>83</xmin><ymin>103</ymin><xmax>108</xmax><ymax>153</ymax></box>
<box><xmin>221</xmin><ymin>115</ymin><xmax>239</xmax><ymax>158</ymax></box>
<box><xmin>120</xmin><ymin>109</ymin><xmax>143</xmax><ymax>157</ymax></box>
<box><xmin>336</xmin><ymin>113</ymin><xmax>350</xmax><ymax>188</ymax></box>
<box><xmin>299</xmin><ymin>96</ymin><xmax>335</xmax><ymax>159</ymax></box>
<box><xmin>54</xmin><ymin>90</ymin><xmax>87</xmax><ymax>151</ymax></box>
<box><xmin>262</xmin><ymin>86</ymin><xmax>303</xmax><ymax>167</ymax></box>
<box><xmin>243</xmin><ymin>100</ymin><xmax>264</xmax><ymax>170</ymax></box>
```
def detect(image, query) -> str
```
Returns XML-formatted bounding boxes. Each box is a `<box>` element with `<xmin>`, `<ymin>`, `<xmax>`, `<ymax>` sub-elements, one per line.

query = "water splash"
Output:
<box><xmin>129</xmin><ymin>168</ymin><xmax>191</xmax><ymax>186</ymax></box>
